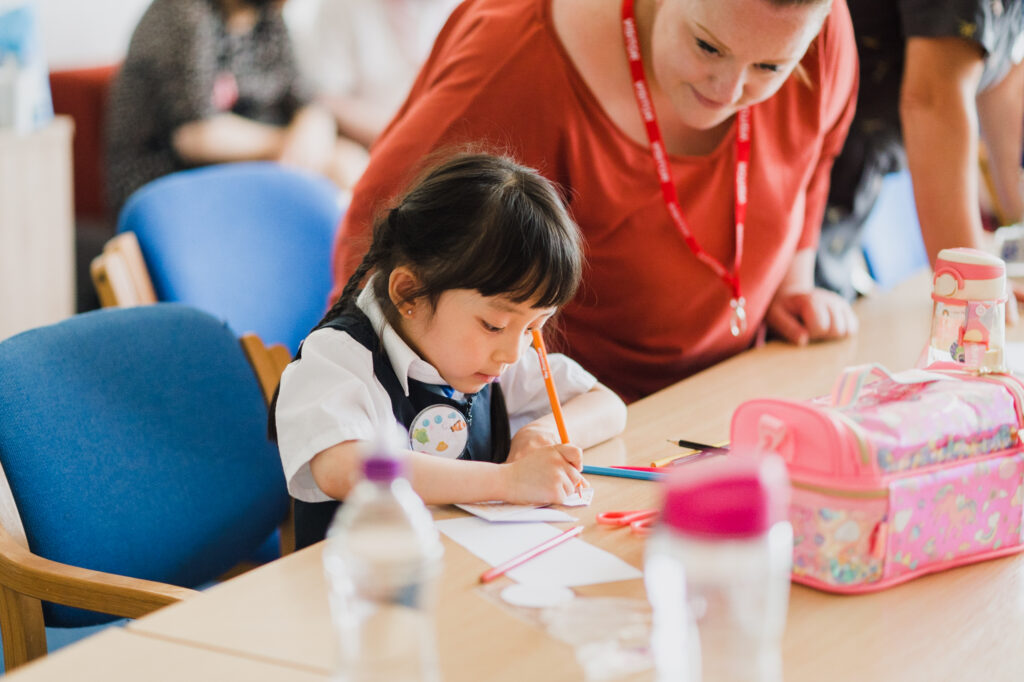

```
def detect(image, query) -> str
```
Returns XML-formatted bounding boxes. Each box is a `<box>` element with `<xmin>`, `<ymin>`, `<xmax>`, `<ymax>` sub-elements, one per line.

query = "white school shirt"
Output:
<box><xmin>275</xmin><ymin>286</ymin><xmax>598</xmax><ymax>503</ymax></box>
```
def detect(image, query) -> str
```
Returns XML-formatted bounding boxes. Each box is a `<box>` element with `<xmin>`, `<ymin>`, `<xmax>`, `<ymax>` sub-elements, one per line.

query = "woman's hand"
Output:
<box><xmin>500</xmin><ymin>446</ymin><xmax>586</xmax><ymax>504</ymax></box>
<box><xmin>766</xmin><ymin>287</ymin><xmax>859</xmax><ymax>345</ymax></box>
<box><xmin>1007</xmin><ymin>282</ymin><xmax>1024</xmax><ymax>326</ymax></box>
<box><xmin>277</xmin><ymin>105</ymin><xmax>337</xmax><ymax>173</ymax></box>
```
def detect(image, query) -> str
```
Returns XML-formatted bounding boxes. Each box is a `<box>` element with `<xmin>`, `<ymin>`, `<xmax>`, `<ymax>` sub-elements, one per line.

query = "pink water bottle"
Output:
<box><xmin>644</xmin><ymin>455</ymin><xmax>792</xmax><ymax>682</ymax></box>
<box><xmin>927</xmin><ymin>248</ymin><xmax>1007</xmax><ymax>371</ymax></box>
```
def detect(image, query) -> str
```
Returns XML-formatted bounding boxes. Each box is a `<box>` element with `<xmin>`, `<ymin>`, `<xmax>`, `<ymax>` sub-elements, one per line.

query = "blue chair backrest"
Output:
<box><xmin>860</xmin><ymin>170</ymin><xmax>930</xmax><ymax>289</ymax></box>
<box><xmin>117</xmin><ymin>162</ymin><xmax>344</xmax><ymax>354</ymax></box>
<box><xmin>0</xmin><ymin>305</ymin><xmax>289</xmax><ymax>627</ymax></box>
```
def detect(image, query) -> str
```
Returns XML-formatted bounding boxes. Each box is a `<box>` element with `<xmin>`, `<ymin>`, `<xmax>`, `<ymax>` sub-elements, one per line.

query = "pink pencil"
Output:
<box><xmin>479</xmin><ymin>526</ymin><xmax>583</xmax><ymax>583</ymax></box>
<box><xmin>610</xmin><ymin>465</ymin><xmax>663</xmax><ymax>473</ymax></box>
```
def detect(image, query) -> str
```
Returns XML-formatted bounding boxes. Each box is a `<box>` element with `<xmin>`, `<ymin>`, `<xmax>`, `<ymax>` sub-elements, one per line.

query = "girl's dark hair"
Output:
<box><xmin>320</xmin><ymin>152</ymin><xmax>583</xmax><ymax>329</ymax></box>
<box><xmin>236</xmin><ymin>0</ymin><xmax>281</xmax><ymax>8</ymax></box>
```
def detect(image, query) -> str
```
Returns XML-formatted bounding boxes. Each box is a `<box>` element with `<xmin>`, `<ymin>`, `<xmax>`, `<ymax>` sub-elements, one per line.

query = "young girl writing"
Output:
<box><xmin>273</xmin><ymin>153</ymin><xmax>627</xmax><ymax>547</ymax></box>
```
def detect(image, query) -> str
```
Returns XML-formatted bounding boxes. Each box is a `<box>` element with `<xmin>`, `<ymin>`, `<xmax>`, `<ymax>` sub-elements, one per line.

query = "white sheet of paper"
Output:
<box><xmin>454</xmin><ymin>485</ymin><xmax>593</xmax><ymax>522</ymax></box>
<box><xmin>437</xmin><ymin>517</ymin><xmax>642</xmax><ymax>587</ymax></box>
<box><xmin>455</xmin><ymin>502</ymin><xmax>576</xmax><ymax>523</ymax></box>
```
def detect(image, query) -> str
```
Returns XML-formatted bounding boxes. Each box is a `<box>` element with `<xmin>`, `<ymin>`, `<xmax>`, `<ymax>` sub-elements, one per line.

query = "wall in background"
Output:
<box><xmin>35</xmin><ymin>0</ymin><xmax>150</xmax><ymax>69</ymax></box>
<box><xmin>30</xmin><ymin>0</ymin><xmax>325</xmax><ymax>70</ymax></box>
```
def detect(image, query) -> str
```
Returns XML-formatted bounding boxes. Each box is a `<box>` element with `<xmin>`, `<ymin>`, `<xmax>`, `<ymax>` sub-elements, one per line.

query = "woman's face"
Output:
<box><xmin>648</xmin><ymin>0</ymin><xmax>830</xmax><ymax>130</ymax></box>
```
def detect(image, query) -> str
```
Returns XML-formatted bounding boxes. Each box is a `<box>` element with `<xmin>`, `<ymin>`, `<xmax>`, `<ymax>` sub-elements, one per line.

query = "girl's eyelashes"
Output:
<box><xmin>756</xmin><ymin>63</ymin><xmax>781</xmax><ymax>73</ymax></box>
<box><xmin>480</xmin><ymin>319</ymin><xmax>504</xmax><ymax>333</ymax></box>
<box><xmin>696</xmin><ymin>38</ymin><xmax>720</xmax><ymax>56</ymax></box>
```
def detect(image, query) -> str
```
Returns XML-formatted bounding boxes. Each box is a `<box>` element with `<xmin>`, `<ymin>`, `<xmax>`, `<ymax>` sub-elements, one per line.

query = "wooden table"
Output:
<box><xmin>11</xmin><ymin>271</ymin><xmax>1024</xmax><ymax>681</ymax></box>
<box><xmin>5</xmin><ymin>629</ymin><xmax>327</xmax><ymax>681</ymax></box>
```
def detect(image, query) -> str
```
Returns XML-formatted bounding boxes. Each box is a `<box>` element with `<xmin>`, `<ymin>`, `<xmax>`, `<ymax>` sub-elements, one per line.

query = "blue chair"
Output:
<box><xmin>0</xmin><ymin>304</ymin><xmax>290</xmax><ymax>671</ymax></box>
<box><xmin>99</xmin><ymin>162</ymin><xmax>344</xmax><ymax>354</ymax></box>
<box><xmin>860</xmin><ymin>170</ymin><xmax>930</xmax><ymax>289</ymax></box>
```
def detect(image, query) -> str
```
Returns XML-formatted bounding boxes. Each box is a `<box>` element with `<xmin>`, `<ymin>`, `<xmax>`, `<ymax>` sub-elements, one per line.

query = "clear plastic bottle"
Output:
<box><xmin>323</xmin><ymin>449</ymin><xmax>444</xmax><ymax>682</ymax></box>
<box><xmin>645</xmin><ymin>454</ymin><xmax>792</xmax><ymax>682</ymax></box>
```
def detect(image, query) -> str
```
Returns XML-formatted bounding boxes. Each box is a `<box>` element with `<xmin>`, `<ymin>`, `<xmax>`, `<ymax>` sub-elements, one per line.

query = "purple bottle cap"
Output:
<box><xmin>363</xmin><ymin>455</ymin><xmax>404</xmax><ymax>482</ymax></box>
<box><xmin>660</xmin><ymin>454</ymin><xmax>789</xmax><ymax>539</ymax></box>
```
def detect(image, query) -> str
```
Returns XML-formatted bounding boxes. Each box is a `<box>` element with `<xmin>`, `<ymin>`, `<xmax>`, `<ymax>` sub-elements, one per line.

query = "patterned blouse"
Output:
<box><xmin>105</xmin><ymin>0</ymin><xmax>312</xmax><ymax>212</ymax></box>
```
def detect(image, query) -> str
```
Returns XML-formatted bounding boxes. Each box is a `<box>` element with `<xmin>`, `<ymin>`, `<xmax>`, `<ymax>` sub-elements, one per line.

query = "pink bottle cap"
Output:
<box><xmin>661</xmin><ymin>454</ymin><xmax>789</xmax><ymax>539</ymax></box>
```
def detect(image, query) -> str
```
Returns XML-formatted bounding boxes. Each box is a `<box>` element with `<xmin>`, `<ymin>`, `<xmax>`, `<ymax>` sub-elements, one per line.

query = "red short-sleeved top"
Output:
<box><xmin>333</xmin><ymin>0</ymin><xmax>857</xmax><ymax>402</ymax></box>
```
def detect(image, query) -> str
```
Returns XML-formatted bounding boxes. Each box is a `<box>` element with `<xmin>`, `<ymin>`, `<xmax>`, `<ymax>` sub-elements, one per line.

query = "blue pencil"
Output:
<box><xmin>581</xmin><ymin>465</ymin><xmax>666</xmax><ymax>481</ymax></box>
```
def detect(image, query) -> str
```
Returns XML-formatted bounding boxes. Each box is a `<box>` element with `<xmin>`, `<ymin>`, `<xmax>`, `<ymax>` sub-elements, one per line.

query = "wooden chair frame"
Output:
<box><xmin>89</xmin><ymin>231</ymin><xmax>157</xmax><ymax>308</ymax></box>
<box><xmin>0</xmin><ymin>333</ymin><xmax>294</xmax><ymax>671</ymax></box>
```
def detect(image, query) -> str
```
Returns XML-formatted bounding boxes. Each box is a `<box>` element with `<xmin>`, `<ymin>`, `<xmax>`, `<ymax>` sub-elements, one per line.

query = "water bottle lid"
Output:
<box><xmin>363</xmin><ymin>455</ymin><xmax>404</xmax><ymax>482</ymax></box>
<box><xmin>933</xmin><ymin>248</ymin><xmax>1006</xmax><ymax>302</ymax></box>
<box><xmin>660</xmin><ymin>454</ymin><xmax>789</xmax><ymax>539</ymax></box>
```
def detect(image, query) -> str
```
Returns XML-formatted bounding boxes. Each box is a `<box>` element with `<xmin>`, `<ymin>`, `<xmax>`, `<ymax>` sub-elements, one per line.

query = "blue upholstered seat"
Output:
<box><xmin>0</xmin><ymin>305</ymin><xmax>289</xmax><ymax>641</ymax></box>
<box><xmin>117</xmin><ymin>162</ymin><xmax>344</xmax><ymax>354</ymax></box>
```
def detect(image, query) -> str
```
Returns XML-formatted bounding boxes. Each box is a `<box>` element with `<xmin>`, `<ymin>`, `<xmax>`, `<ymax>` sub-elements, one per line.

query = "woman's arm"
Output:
<box><xmin>309</xmin><ymin>439</ymin><xmax>585</xmax><ymax>505</ymax></box>
<box><xmin>900</xmin><ymin>36</ymin><xmax>986</xmax><ymax>263</ymax></box>
<box><xmin>171</xmin><ymin>113</ymin><xmax>286</xmax><ymax>164</ymax></box>
<box><xmin>277</xmin><ymin>103</ymin><xmax>338</xmax><ymax>171</ymax></box>
<box><xmin>171</xmin><ymin>106</ymin><xmax>340</xmax><ymax>168</ymax></box>
<box><xmin>977</xmin><ymin>60</ymin><xmax>1024</xmax><ymax>226</ymax></box>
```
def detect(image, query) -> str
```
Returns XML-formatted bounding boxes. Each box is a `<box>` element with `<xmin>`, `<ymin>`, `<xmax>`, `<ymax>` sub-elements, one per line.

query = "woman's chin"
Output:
<box><xmin>681</xmin><ymin>104</ymin><xmax>736</xmax><ymax>131</ymax></box>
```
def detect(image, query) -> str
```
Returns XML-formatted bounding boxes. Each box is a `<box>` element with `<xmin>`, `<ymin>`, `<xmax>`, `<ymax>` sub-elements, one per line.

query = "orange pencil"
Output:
<box><xmin>479</xmin><ymin>526</ymin><xmax>583</xmax><ymax>583</ymax></box>
<box><xmin>531</xmin><ymin>329</ymin><xmax>570</xmax><ymax>444</ymax></box>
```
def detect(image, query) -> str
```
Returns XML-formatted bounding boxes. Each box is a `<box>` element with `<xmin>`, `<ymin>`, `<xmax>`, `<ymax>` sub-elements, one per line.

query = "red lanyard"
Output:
<box><xmin>621</xmin><ymin>0</ymin><xmax>750</xmax><ymax>336</ymax></box>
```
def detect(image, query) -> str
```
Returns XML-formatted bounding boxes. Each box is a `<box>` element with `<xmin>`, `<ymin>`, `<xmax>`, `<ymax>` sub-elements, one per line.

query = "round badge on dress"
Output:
<box><xmin>409</xmin><ymin>404</ymin><xmax>469</xmax><ymax>458</ymax></box>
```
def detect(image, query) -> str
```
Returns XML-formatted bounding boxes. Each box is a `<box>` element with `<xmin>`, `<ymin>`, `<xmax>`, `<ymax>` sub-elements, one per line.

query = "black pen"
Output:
<box><xmin>651</xmin><ymin>440</ymin><xmax>729</xmax><ymax>467</ymax></box>
<box><xmin>673</xmin><ymin>439</ymin><xmax>729</xmax><ymax>454</ymax></box>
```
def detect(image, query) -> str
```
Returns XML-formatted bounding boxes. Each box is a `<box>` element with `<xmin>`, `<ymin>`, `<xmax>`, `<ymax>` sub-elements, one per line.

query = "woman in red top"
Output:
<box><xmin>334</xmin><ymin>0</ymin><xmax>858</xmax><ymax>402</ymax></box>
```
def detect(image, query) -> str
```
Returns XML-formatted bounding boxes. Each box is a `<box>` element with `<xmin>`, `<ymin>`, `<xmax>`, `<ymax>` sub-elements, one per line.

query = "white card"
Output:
<box><xmin>438</xmin><ymin>517</ymin><xmax>642</xmax><ymax>587</ymax></box>
<box><xmin>455</xmin><ymin>501</ymin><xmax>576</xmax><ymax>523</ymax></box>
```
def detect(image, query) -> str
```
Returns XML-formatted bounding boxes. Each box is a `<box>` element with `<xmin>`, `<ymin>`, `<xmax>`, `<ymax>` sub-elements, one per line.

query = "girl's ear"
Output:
<box><xmin>388</xmin><ymin>266</ymin><xmax>422</xmax><ymax>314</ymax></box>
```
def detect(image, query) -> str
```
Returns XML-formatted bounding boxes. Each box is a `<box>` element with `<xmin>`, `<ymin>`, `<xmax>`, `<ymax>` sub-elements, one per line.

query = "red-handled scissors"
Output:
<box><xmin>596</xmin><ymin>509</ymin><xmax>658</xmax><ymax>536</ymax></box>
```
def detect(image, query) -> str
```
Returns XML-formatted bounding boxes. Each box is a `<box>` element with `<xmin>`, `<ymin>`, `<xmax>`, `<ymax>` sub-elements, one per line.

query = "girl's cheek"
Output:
<box><xmin>520</xmin><ymin>334</ymin><xmax>533</xmax><ymax>354</ymax></box>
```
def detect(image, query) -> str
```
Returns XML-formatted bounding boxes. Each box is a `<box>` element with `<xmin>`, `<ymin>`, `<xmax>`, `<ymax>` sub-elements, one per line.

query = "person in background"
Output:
<box><xmin>105</xmin><ymin>0</ymin><xmax>368</xmax><ymax>213</ymax></box>
<box><xmin>333</xmin><ymin>0</ymin><xmax>860</xmax><ymax>404</ymax></box>
<box><xmin>273</xmin><ymin>152</ymin><xmax>627</xmax><ymax>548</ymax></box>
<box><xmin>285</xmin><ymin>0</ymin><xmax>460</xmax><ymax>148</ymax></box>
<box><xmin>816</xmin><ymin>0</ymin><xmax>1024</xmax><ymax>301</ymax></box>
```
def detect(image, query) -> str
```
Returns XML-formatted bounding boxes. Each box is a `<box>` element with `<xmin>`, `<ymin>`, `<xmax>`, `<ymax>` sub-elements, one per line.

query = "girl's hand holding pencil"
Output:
<box><xmin>504</xmin><ymin>423</ymin><xmax>586</xmax><ymax>503</ymax></box>
<box><xmin>506</xmin><ymin>422</ymin><xmax>569</xmax><ymax>463</ymax></box>
<box><xmin>492</xmin><ymin>329</ymin><xmax>601</xmax><ymax>505</ymax></box>
<box><xmin>500</xmin><ymin>447</ymin><xmax>587</xmax><ymax>504</ymax></box>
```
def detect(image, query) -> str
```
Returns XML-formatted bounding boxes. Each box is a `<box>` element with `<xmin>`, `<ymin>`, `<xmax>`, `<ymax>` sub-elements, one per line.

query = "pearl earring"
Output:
<box><xmin>405</xmin><ymin>308</ymin><xmax>414</xmax><ymax>316</ymax></box>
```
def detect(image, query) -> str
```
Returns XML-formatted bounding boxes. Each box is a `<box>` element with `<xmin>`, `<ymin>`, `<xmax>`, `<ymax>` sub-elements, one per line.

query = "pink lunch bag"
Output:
<box><xmin>730</xmin><ymin>364</ymin><xmax>1024</xmax><ymax>593</ymax></box>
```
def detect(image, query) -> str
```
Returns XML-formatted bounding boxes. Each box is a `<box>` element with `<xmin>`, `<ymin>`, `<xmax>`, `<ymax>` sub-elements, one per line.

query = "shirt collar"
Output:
<box><xmin>356</xmin><ymin>280</ymin><xmax>456</xmax><ymax>397</ymax></box>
